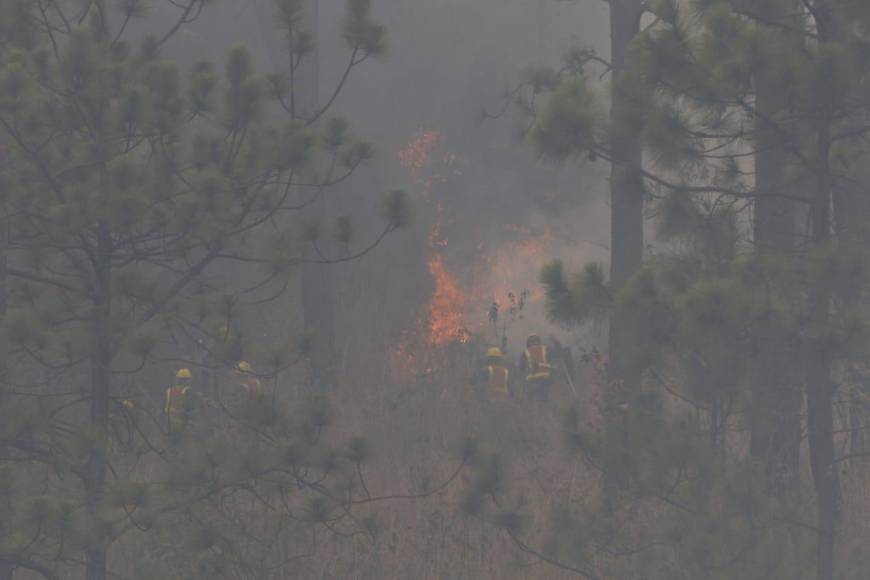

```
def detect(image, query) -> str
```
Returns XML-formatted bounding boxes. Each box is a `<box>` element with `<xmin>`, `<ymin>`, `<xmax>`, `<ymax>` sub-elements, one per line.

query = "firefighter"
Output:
<box><xmin>234</xmin><ymin>361</ymin><xmax>276</xmax><ymax>428</ymax></box>
<box><xmin>236</xmin><ymin>361</ymin><xmax>263</xmax><ymax>396</ymax></box>
<box><xmin>473</xmin><ymin>346</ymin><xmax>511</xmax><ymax>402</ymax></box>
<box><xmin>520</xmin><ymin>333</ymin><xmax>553</xmax><ymax>402</ymax></box>
<box><xmin>470</xmin><ymin>346</ymin><xmax>516</xmax><ymax>444</ymax></box>
<box><xmin>165</xmin><ymin>368</ymin><xmax>195</xmax><ymax>445</ymax></box>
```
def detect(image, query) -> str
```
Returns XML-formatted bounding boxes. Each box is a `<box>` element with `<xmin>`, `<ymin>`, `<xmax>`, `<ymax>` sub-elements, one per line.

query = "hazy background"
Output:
<box><xmin>142</xmin><ymin>0</ymin><xmax>614</xmax><ymax>367</ymax></box>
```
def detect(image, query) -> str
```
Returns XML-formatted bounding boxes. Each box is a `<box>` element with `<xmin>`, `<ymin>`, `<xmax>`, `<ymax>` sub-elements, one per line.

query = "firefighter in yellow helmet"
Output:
<box><xmin>235</xmin><ymin>361</ymin><xmax>262</xmax><ymax>396</ymax></box>
<box><xmin>473</xmin><ymin>346</ymin><xmax>511</xmax><ymax>402</ymax></box>
<box><xmin>165</xmin><ymin>368</ymin><xmax>195</xmax><ymax>445</ymax></box>
<box><xmin>234</xmin><ymin>360</ymin><xmax>273</xmax><ymax>426</ymax></box>
<box><xmin>520</xmin><ymin>334</ymin><xmax>553</xmax><ymax>402</ymax></box>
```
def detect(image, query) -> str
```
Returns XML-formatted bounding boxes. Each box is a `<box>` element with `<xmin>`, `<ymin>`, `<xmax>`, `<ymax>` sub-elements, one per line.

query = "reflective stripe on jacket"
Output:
<box><xmin>525</xmin><ymin>345</ymin><xmax>552</xmax><ymax>381</ymax></box>
<box><xmin>487</xmin><ymin>365</ymin><xmax>510</xmax><ymax>395</ymax></box>
<box><xmin>165</xmin><ymin>385</ymin><xmax>190</xmax><ymax>416</ymax></box>
<box><xmin>241</xmin><ymin>377</ymin><xmax>262</xmax><ymax>395</ymax></box>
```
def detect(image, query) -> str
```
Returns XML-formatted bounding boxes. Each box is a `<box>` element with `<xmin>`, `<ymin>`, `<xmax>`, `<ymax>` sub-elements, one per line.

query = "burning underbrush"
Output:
<box><xmin>391</xmin><ymin>130</ymin><xmax>569</xmax><ymax>381</ymax></box>
<box><xmin>307</xmin><ymin>131</ymin><xmax>609</xmax><ymax>580</ymax></box>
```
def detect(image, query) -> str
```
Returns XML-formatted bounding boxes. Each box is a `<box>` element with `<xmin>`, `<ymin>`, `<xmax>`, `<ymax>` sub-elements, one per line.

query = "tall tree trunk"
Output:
<box><xmin>0</xmin><ymin>202</ymin><xmax>13</xmax><ymax>580</ymax></box>
<box><xmin>848</xmin><ymin>387</ymin><xmax>869</xmax><ymax>475</ymax></box>
<box><xmin>85</xmin><ymin>223</ymin><xmax>112</xmax><ymax>580</ymax></box>
<box><xmin>750</xmin><ymin>0</ymin><xmax>802</xmax><ymax>494</ymax></box>
<box><xmin>806</xmin><ymin>22</ymin><xmax>840</xmax><ymax>578</ymax></box>
<box><xmin>297</xmin><ymin>0</ymin><xmax>338</xmax><ymax>390</ymax></box>
<box><xmin>824</xmin><ymin>10</ymin><xmax>870</xmax><ymax>479</ymax></box>
<box><xmin>604</xmin><ymin>0</ymin><xmax>645</xmax><ymax>502</ymax></box>
<box><xmin>807</xmin><ymin>187</ymin><xmax>838</xmax><ymax>580</ymax></box>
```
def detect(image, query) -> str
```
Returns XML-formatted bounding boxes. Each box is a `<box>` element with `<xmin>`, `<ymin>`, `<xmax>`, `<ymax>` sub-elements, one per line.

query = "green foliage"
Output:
<box><xmin>533</xmin><ymin>78</ymin><xmax>603</xmax><ymax>162</ymax></box>
<box><xmin>526</xmin><ymin>2</ymin><xmax>870</xmax><ymax>578</ymax></box>
<box><xmin>380</xmin><ymin>188</ymin><xmax>413</xmax><ymax>229</ymax></box>
<box><xmin>541</xmin><ymin>260</ymin><xmax>611</xmax><ymax>329</ymax></box>
<box><xmin>523</xmin><ymin>65</ymin><xmax>559</xmax><ymax>94</ymax></box>
<box><xmin>648</xmin><ymin>0</ymin><xmax>679</xmax><ymax>25</ymax></box>
<box><xmin>343</xmin><ymin>0</ymin><xmax>388</xmax><ymax>57</ymax></box>
<box><xmin>0</xmin><ymin>1</ymin><xmax>402</xmax><ymax>577</ymax></box>
<box><xmin>322</xmin><ymin>116</ymin><xmax>350</xmax><ymax>151</ymax></box>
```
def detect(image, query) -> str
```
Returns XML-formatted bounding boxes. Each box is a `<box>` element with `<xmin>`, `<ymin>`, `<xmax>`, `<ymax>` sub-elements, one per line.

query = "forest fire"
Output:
<box><xmin>399</xmin><ymin>130</ymin><xmax>469</xmax><ymax>349</ymax></box>
<box><xmin>396</xmin><ymin>130</ymin><xmax>557</xmax><ymax>359</ymax></box>
<box><xmin>426</xmin><ymin>254</ymin><xmax>469</xmax><ymax>346</ymax></box>
<box><xmin>471</xmin><ymin>224</ymin><xmax>554</xmax><ymax>307</ymax></box>
<box><xmin>397</xmin><ymin>130</ymin><xmax>455</xmax><ymax>201</ymax></box>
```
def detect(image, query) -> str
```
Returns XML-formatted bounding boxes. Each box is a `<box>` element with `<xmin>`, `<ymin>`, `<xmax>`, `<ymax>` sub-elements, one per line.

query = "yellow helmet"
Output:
<box><xmin>486</xmin><ymin>347</ymin><xmax>503</xmax><ymax>358</ymax></box>
<box><xmin>236</xmin><ymin>361</ymin><xmax>253</xmax><ymax>374</ymax></box>
<box><xmin>176</xmin><ymin>368</ymin><xmax>193</xmax><ymax>380</ymax></box>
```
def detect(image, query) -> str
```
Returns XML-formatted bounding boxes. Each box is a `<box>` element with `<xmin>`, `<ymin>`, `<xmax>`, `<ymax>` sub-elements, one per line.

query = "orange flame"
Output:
<box><xmin>398</xmin><ymin>130</ymin><xmax>471</xmax><ymax>348</ymax></box>
<box><xmin>395</xmin><ymin>130</ymin><xmax>558</xmax><ymax>362</ymax></box>
<box><xmin>425</xmin><ymin>254</ymin><xmax>468</xmax><ymax>346</ymax></box>
<box><xmin>398</xmin><ymin>130</ymin><xmax>458</xmax><ymax>201</ymax></box>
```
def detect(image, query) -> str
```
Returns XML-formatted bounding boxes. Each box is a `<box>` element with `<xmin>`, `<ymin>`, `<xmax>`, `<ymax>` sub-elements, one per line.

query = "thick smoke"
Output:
<box><xmin>146</xmin><ymin>0</ymin><xmax>614</xmax><ymax>363</ymax></box>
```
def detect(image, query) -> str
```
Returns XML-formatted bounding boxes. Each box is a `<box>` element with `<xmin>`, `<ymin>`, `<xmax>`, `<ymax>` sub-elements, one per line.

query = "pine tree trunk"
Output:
<box><xmin>604</xmin><ymin>0</ymin><xmax>645</xmax><ymax>502</ymax></box>
<box><xmin>807</xmin><ymin>293</ymin><xmax>838</xmax><ymax>580</ymax></box>
<box><xmin>849</xmin><ymin>389</ymin><xmax>869</xmax><ymax>474</ymax></box>
<box><xmin>607</xmin><ymin>0</ymin><xmax>644</xmax><ymax>389</ymax></box>
<box><xmin>824</xmin><ymin>12</ymin><xmax>870</xmax><ymax>478</ymax></box>
<box><xmin>0</xmin><ymin>204</ymin><xmax>13</xmax><ymax>580</ymax></box>
<box><xmin>750</xmin><ymin>0</ymin><xmax>802</xmax><ymax>493</ymax></box>
<box><xmin>85</xmin><ymin>223</ymin><xmax>112</xmax><ymax>580</ymax></box>
<box><xmin>297</xmin><ymin>0</ymin><xmax>338</xmax><ymax>390</ymax></box>
<box><xmin>806</xmin><ymin>30</ymin><xmax>839</xmax><ymax>579</ymax></box>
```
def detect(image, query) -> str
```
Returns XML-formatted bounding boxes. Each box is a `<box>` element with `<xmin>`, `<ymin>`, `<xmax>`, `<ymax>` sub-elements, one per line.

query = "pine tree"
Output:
<box><xmin>525</xmin><ymin>1</ymin><xmax>870</xmax><ymax>579</ymax></box>
<box><xmin>747</xmin><ymin>0</ymin><xmax>803</xmax><ymax>494</ymax></box>
<box><xmin>530</xmin><ymin>0</ymin><xmax>648</xmax><ymax>505</ymax></box>
<box><xmin>0</xmin><ymin>1</ymin><xmax>406</xmax><ymax>578</ymax></box>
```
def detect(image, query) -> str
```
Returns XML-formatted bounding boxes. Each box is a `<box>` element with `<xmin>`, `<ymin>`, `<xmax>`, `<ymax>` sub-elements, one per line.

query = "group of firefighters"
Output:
<box><xmin>472</xmin><ymin>333</ymin><xmax>569</xmax><ymax>404</ymax></box>
<box><xmin>164</xmin><ymin>360</ymin><xmax>262</xmax><ymax>445</ymax></box>
<box><xmin>160</xmin><ymin>333</ymin><xmax>565</xmax><ymax>445</ymax></box>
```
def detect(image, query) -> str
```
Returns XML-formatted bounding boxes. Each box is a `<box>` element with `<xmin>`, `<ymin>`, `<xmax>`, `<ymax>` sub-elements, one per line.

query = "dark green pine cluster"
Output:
<box><xmin>464</xmin><ymin>1</ymin><xmax>870</xmax><ymax>579</ymax></box>
<box><xmin>0</xmin><ymin>1</ymin><xmax>409</xmax><ymax>579</ymax></box>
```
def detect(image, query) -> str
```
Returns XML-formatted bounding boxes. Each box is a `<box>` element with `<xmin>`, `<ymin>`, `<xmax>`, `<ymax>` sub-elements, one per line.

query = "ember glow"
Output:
<box><xmin>398</xmin><ymin>130</ymin><xmax>456</xmax><ymax>201</ymax></box>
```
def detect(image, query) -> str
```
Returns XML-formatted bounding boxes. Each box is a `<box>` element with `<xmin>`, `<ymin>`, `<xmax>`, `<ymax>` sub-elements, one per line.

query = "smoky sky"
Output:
<box><xmin>140</xmin><ymin>0</ymin><xmax>615</xmax><ymax>352</ymax></box>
